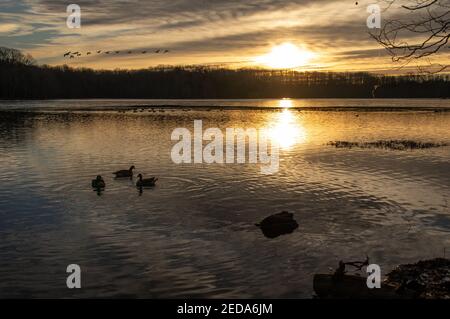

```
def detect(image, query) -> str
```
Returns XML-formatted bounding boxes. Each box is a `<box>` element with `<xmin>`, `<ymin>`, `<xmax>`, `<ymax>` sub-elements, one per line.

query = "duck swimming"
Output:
<box><xmin>136</xmin><ymin>174</ymin><xmax>158</xmax><ymax>187</ymax></box>
<box><xmin>113</xmin><ymin>165</ymin><xmax>135</xmax><ymax>178</ymax></box>
<box><xmin>91</xmin><ymin>175</ymin><xmax>106</xmax><ymax>188</ymax></box>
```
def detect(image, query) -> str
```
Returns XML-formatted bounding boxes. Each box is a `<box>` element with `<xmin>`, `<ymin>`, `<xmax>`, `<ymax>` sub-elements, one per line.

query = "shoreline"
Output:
<box><xmin>1</xmin><ymin>105</ymin><xmax>450</xmax><ymax>113</ymax></box>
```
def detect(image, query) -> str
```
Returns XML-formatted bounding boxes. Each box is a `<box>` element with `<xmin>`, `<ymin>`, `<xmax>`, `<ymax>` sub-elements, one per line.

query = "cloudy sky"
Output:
<box><xmin>0</xmin><ymin>0</ymin><xmax>449</xmax><ymax>72</ymax></box>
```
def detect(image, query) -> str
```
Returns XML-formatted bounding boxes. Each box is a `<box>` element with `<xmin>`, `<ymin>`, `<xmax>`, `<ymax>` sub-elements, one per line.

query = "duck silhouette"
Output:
<box><xmin>136</xmin><ymin>174</ymin><xmax>158</xmax><ymax>187</ymax></box>
<box><xmin>113</xmin><ymin>165</ymin><xmax>135</xmax><ymax>178</ymax></box>
<box><xmin>91</xmin><ymin>175</ymin><xmax>106</xmax><ymax>188</ymax></box>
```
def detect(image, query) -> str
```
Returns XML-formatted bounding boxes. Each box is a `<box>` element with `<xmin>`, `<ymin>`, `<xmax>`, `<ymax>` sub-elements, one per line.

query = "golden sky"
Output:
<box><xmin>1</xmin><ymin>0</ymin><xmax>449</xmax><ymax>73</ymax></box>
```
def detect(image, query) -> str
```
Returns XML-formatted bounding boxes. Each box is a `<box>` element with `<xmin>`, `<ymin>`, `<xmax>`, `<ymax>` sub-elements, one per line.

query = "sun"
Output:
<box><xmin>256</xmin><ymin>42</ymin><xmax>315</xmax><ymax>69</ymax></box>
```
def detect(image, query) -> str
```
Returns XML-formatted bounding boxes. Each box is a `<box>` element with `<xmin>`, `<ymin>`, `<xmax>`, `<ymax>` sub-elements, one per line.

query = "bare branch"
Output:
<box><xmin>403</xmin><ymin>0</ymin><xmax>439</xmax><ymax>10</ymax></box>
<box><xmin>371</xmin><ymin>0</ymin><xmax>450</xmax><ymax>73</ymax></box>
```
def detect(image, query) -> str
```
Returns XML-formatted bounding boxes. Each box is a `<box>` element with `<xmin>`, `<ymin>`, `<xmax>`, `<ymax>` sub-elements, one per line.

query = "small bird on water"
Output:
<box><xmin>136</xmin><ymin>174</ymin><xmax>158</xmax><ymax>187</ymax></box>
<box><xmin>113</xmin><ymin>165</ymin><xmax>135</xmax><ymax>178</ymax></box>
<box><xmin>91</xmin><ymin>175</ymin><xmax>106</xmax><ymax>188</ymax></box>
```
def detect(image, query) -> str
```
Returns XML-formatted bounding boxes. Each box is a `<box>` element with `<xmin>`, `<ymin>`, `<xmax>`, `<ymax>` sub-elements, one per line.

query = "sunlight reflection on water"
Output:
<box><xmin>268</xmin><ymin>108</ymin><xmax>307</xmax><ymax>150</ymax></box>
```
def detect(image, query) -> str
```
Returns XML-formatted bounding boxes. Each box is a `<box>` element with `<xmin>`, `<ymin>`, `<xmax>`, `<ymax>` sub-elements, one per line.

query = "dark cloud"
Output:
<box><xmin>3</xmin><ymin>0</ymin><xmax>447</xmax><ymax>70</ymax></box>
<box><xmin>29</xmin><ymin>0</ymin><xmax>329</xmax><ymax>25</ymax></box>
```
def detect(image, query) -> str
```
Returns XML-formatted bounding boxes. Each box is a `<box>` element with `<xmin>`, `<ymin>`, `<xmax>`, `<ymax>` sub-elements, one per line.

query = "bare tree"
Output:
<box><xmin>0</xmin><ymin>47</ymin><xmax>35</xmax><ymax>66</ymax></box>
<box><xmin>371</xmin><ymin>0</ymin><xmax>450</xmax><ymax>73</ymax></box>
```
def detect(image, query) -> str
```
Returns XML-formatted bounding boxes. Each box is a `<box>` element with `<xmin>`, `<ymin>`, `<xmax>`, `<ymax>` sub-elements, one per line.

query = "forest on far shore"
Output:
<box><xmin>1</xmin><ymin>47</ymin><xmax>449</xmax><ymax>99</ymax></box>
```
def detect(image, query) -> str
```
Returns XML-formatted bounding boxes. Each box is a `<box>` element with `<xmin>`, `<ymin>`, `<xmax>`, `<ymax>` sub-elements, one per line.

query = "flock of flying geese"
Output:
<box><xmin>91</xmin><ymin>166</ymin><xmax>158</xmax><ymax>194</ymax></box>
<box><xmin>64</xmin><ymin>49</ymin><xmax>170</xmax><ymax>59</ymax></box>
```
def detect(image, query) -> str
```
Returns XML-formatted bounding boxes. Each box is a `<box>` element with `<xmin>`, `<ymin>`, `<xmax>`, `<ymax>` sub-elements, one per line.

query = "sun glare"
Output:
<box><xmin>279</xmin><ymin>98</ymin><xmax>293</xmax><ymax>108</ymax></box>
<box><xmin>256</xmin><ymin>43</ymin><xmax>315</xmax><ymax>69</ymax></box>
<box><xmin>268</xmin><ymin>108</ymin><xmax>306</xmax><ymax>149</ymax></box>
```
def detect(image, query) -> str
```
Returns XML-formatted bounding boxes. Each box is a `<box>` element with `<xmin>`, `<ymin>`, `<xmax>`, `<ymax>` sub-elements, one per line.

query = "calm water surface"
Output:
<box><xmin>1</xmin><ymin>98</ymin><xmax>450</xmax><ymax>110</ymax></box>
<box><xmin>0</xmin><ymin>99</ymin><xmax>449</xmax><ymax>298</ymax></box>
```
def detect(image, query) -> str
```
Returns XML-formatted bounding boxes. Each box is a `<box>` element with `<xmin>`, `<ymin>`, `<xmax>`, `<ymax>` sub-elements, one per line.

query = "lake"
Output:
<box><xmin>0</xmin><ymin>99</ymin><xmax>449</xmax><ymax>298</ymax></box>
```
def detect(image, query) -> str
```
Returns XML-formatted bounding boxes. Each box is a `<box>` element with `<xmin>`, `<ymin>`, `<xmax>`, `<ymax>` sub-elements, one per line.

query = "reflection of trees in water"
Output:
<box><xmin>0</xmin><ymin>112</ymin><xmax>35</xmax><ymax>146</ymax></box>
<box><xmin>0</xmin><ymin>111</ymin><xmax>189</xmax><ymax>147</ymax></box>
<box><xmin>0</xmin><ymin>112</ymin><xmax>97</xmax><ymax>146</ymax></box>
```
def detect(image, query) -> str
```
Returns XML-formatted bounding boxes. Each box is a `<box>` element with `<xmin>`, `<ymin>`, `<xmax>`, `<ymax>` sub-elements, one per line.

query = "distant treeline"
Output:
<box><xmin>1</xmin><ymin>47</ymin><xmax>449</xmax><ymax>99</ymax></box>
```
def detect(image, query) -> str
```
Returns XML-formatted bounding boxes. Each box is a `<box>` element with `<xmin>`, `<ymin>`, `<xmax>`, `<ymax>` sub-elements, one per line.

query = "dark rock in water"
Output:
<box><xmin>386</xmin><ymin>258</ymin><xmax>450</xmax><ymax>299</ymax></box>
<box><xmin>256</xmin><ymin>211</ymin><xmax>299</xmax><ymax>238</ymax></box>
